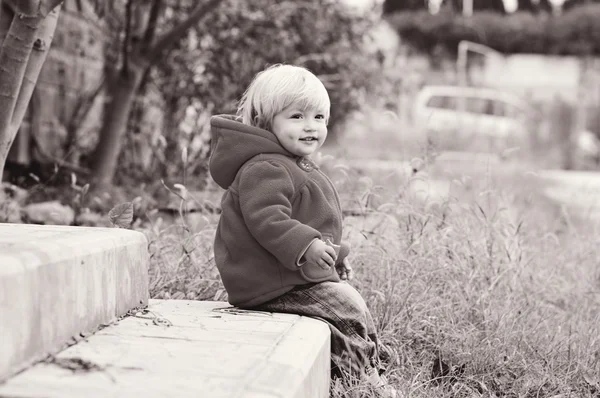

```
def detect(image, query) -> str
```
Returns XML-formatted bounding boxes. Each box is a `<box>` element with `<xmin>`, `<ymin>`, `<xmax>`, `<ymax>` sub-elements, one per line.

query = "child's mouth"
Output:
<box><xmin>299</xmin><ymin>137</ymin><xmax>317</xmax><ymax>142</ymax></box>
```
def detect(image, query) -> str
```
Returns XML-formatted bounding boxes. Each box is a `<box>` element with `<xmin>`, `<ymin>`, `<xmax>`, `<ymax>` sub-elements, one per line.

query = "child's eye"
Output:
<box><xmin>315</xmin><ymin>114</ymin><xmax>325</xmax><ymax>120</ymax></box>
<box><xmin>291</xmin><ymin>113</ymin><xmax>303</xmax><ymax>119</ymax></box>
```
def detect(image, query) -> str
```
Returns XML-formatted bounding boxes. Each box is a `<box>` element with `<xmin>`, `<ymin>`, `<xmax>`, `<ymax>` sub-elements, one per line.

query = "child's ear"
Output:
<box><xmin>254</xmin><ymin>115</ymin><xmax>271</xmax><ymax>130</ymax></box>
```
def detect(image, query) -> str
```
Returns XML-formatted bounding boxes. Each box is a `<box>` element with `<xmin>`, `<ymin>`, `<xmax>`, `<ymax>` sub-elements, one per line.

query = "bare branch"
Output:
<box><xmin>87</xmin><ymin>0</ymin><xmax>119</xmax><ymax>19</ymax></box>
<box><xmin>142</xmin><ymin>0</ymin><xmax>163</xmax><ymax>51</ymax></box>
<box><xmin>146</xmin><ymin>0</ymin><xmax>222</xmax><ymax>65</ymax></box>
<box><xmin>122</xmin><ymin>0</ymin><xmax>133</xmax><ymax>76</ymax></box>
<box><xmin>66</xmin><ymin>77</ymin><xmax>105</xmax><ymax>145</ymax></box>
<box><xmin>30</xmin><ymin>132</ymin><xmax>92</xmax><ymax>175</ymax></box>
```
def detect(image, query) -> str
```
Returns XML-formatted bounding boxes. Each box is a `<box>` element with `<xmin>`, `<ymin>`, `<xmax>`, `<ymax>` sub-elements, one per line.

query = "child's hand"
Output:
<box><xmin>304</xmin><ymin>239</ymin><xmax>337</xmax><ymax>269</ymax></box>
<box><xmin>336</xmin><ymin>258</ymin><xmax>354</xmax><ymax>281</ymax></box>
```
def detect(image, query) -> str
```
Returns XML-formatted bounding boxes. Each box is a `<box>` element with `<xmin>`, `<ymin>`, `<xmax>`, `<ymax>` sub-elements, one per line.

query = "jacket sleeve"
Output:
<box><xmin>238</xmin><ymin>160</ymin><xmax>321</xmax><ymax>270</ymax></box>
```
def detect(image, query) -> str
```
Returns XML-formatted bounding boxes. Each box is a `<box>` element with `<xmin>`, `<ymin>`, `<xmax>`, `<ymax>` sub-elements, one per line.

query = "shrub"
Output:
<box><xmin>387</xmin><ymin>4</ymin><xmax>600</xmax><ymax>56</ymax></box>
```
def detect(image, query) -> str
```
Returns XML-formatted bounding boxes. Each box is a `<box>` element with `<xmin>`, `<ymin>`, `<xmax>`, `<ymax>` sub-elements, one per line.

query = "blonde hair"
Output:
<box><xmin>237</xmin><ymin>64</ymin><xmax>331</xmax><ymax>130</ymax></box>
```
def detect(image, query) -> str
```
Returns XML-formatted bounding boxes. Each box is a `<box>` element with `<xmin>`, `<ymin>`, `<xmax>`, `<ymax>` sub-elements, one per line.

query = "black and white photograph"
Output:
<box><xmin>1</xmin><ymin>0</ymin><xmax>599</xmax><ymax>397</ymax></box>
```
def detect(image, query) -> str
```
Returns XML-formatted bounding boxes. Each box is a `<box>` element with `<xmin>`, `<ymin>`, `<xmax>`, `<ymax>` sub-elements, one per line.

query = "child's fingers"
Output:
<box><xmin>345</xmin><ymin>267</ymin><xmax>354</xmax><ymax>280</ymax></box>
<box><xmin>343</xmin><ymin>258</ymin><xmax>354</xmax><ymax>280</ymax></box>
<box><xmin>324</xmin><ymin>245</ymin><xmax>337</xmax><ymax>262</ymax></box>
<box><xmin>317</xmin><ymin>261</ymin><xmax>330</xmax><ymax>270</ymax></box>
<box><xmin>322</xmin><ymin>252</ymin><xmax>336</xmax><ymax>267</ymax></box>
<box><xmin>316</xmin><ymin>255</ymin><xmax>332</xmax><ymax>269</ymax></box>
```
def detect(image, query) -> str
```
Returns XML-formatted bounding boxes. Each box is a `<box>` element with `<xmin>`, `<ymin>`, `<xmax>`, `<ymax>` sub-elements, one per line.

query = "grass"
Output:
<box><xmin>319</xmin><ymin>151</ymin><xmax>600</xmax><ymax>397</ymax></box>
<box><xmin>140</xmin><ymin>110</ymin><xmax>600</xmax><ymax>397</ymax></box>
<box><xmin>142</xmin><ymin>158</ymin><xmax>600</xmax><ymax>397</ymax></box>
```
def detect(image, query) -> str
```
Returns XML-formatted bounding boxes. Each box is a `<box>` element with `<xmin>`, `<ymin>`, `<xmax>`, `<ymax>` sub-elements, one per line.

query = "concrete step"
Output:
<box><xmin>0</xmin><ymin>223</ymin><xmax>149</xmax><ymax>382</ymax></box>
<box><xmin>0</xmin><ymin>299</ymin><xmax>331</xmax><ymax>398</ymax></box>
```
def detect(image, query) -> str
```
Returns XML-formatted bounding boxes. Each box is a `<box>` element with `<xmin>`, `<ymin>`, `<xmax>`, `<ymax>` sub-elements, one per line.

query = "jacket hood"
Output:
<box><xmin>209</xmin><ymin>115</ymin><xmax>292</xmax><ymax>189</ymax></box>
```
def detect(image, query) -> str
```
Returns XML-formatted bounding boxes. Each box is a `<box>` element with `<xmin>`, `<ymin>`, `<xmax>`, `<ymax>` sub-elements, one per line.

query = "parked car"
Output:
<box><xmin>412</xmin><ymin>85</ymin><xmax>532</xmax><ymax>152</ymax></box>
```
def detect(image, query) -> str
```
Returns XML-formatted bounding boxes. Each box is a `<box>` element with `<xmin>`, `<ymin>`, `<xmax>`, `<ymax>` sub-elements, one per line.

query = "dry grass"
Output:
<box><xmin>140</xmin><ymin>109</ymin><xmax>600</xmax><ymax>397</ymax></box>
<box><xmin>324</xmin><ymin>157</ymin><xmax>600</xmax><ymax>397</ymax></box>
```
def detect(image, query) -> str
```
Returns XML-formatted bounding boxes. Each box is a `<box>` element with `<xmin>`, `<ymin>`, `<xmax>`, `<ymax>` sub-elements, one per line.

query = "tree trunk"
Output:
<box><xmin>382</xmin><ymin>0</ymin><xmax>427</xmax><ymax>14</ymax></box>
<box><xmin>90</xmin><ymin>66</ymin><xmax>144</xmax><ymax>188</ymax></box>
<box><xmin>0</xmin><ymin>2</ymin><xmax>62</xmax><ymax>182</ymax></box>
<box><xmin>88</xmin><ymin>0</ymin><xmax>223</xmax><ymax>188</ymax></box>
<box><xmin>517</xmin><ymin>0</ymin><xmax>553</xmax><ymax>12</ymax></box>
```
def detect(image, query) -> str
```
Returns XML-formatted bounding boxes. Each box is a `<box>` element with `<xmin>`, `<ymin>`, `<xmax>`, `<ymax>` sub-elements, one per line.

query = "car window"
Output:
<box><xmin>490</xmin><ymin>100</ymin><xmax>507</xmax><ymax>116</ymax></box>
<box><xmin>425</xmin><ymin>95</ymin><xmax>457</xmax><ymax>110</ymax></box>
<box><xmin>464</xmin><ymin>97</ymin><xmax>493</xmax><ymax>115</ymax></box>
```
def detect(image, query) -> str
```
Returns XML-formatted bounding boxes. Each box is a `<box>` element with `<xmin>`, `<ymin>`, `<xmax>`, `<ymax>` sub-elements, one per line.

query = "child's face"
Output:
<box><xmin>271</xmin><ymin>105</ymin><xmax>327</xmax><ymax>157</ymax></box>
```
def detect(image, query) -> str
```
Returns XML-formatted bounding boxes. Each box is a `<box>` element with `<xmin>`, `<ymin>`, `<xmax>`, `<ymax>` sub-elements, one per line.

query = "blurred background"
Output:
<box><xmin>339</xmin><ymin>0</ymin><xmax>600</xmax><ymax>171</ymax></box>
<box><xmin>3</xmin><ymin>3</ymin><xmax>600</xmax><ymax>394</ymax></box>
<box><xmin>1</xmin><ymin>0</ymin><xmax>599</xmax><ymax>223</ymax></box>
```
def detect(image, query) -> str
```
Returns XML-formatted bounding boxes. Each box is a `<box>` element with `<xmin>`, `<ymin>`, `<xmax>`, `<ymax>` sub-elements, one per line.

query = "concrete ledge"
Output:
<box><xmin>0</xmin><ymin>300</ymin><xmax>331</xmax><ymax>398</ymax></box>
<box><xmin>0</xmin><ymin>223</ymin><xmax>149</xmax><ymax>382</ymax></box>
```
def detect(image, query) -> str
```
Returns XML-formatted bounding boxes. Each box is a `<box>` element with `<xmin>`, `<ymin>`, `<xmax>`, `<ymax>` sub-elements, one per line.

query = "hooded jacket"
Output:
<box><xmin>209</xmin><ymin>115</ymin><xmax>349</xmax><ymax>307</ymax></box>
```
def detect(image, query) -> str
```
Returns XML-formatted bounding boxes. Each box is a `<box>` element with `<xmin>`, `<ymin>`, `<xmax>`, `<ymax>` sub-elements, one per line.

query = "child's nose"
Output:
<box><xmin>304</xmin><ymin>121</ymin><xmax>317</xmax><ymax>132</ymax></box>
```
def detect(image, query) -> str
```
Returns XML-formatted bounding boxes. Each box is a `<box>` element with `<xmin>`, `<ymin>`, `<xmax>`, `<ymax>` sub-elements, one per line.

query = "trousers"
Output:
<box><xmin>250</xmin><ymin>281</ymin><xmax>381</xmax><ymax>377</ymax></box>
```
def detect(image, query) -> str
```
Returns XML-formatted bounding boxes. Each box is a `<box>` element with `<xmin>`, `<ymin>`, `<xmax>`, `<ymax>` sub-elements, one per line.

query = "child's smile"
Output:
<box><xmin>299</xmin><ymin>136</ymin><xmax>319</xmax><ymax>147</ymax></box>
<box><xmin>271</xmin><ymin>106</ymin><xmax>327</xmax><ymax>157</ymax></box>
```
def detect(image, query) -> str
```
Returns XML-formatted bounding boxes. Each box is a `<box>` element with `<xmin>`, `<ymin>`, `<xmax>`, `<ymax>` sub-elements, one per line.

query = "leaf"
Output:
<box><xmin>431</xmin><ymin>353</ymin><xmax>451</xmax><ymax>384</ymax></box>
<box><xmin>173</xmin><ymin>183</ymin><xmax>187</xmax><ymax>197</ymax></box>
<box><xmin>108</xmin><ymin>202</ymin><xmax>134</xmax><ymax>228</ymax></box>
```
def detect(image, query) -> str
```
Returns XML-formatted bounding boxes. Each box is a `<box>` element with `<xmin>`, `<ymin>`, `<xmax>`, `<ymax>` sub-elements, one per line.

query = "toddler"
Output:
<box><xmin>209</xmin><ymin>64</ymin><xmax>396</xmax><ymax>397</ymax></box>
